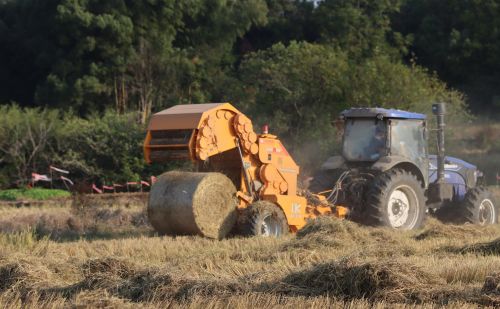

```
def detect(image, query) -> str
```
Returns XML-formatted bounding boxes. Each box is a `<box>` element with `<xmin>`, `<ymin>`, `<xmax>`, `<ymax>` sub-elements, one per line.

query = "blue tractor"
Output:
<box><xmin>310</xmin><ymin>103</ymin><xmax>497</xmax><ymax>230</ymax></box>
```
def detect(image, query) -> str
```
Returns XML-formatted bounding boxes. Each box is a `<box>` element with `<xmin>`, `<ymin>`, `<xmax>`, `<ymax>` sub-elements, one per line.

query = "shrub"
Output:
<box><xmin>0</xmin><ymin>188</ymin><xmax>70</xmax><ymax>201</ymax></box>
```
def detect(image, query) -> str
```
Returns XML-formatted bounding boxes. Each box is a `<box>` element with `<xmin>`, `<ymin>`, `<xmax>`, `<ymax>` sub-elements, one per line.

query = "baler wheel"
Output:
<box><xmin>364</xmin><ymin>169</ymin><xmax>426</xmax><ymax>230</ymax></box>
<box><xmin>238</xmin><ymin>201</ymin><xmax>289</xmax><ymax>237</ymax></box>
<box><xmin>461</xmin><ymin>187</ymin><xmax>498</xmax><ymax>225</ymax></box>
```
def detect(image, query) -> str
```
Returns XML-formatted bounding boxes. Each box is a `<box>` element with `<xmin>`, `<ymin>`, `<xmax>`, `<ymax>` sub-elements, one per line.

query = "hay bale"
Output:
<box><xmin>148</xmin><ymin>171</ymin><xmax>237</xmax><ymax>239</ymax></box>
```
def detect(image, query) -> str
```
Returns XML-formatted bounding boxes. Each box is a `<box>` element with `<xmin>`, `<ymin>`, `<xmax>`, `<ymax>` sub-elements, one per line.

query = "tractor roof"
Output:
<box><xmin>341</xmin><ymin>108</ymin><xmax>426</xmax><ymax>120</ymax></box>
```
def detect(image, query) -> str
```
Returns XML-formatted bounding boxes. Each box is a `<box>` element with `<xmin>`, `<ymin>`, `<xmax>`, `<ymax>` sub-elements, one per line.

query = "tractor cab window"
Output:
<box><xmin>342</xmin><ymin>119</ymin><xmax>387</xmax><ymax>161</ymax></box>
<box><xmin>389</xmin><ymin>120</ymin><xmax>426</xmax><ymax>161</ymax></box>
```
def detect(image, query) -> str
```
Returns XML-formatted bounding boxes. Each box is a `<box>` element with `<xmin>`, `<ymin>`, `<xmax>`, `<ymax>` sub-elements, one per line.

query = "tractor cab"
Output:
<box><xmin>341</xmin><ymin>108</ymin><xmax>427</xmax><ymax>162</ymax></box>
<box><xmin>324</xmin><ymin>108</ymin><xmax>429</xmax><ymax>187</ymax></box>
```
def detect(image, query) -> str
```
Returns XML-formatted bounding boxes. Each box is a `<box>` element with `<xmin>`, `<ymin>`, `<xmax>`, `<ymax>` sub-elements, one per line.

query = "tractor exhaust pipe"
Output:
<box><xmin>432</xmin><ymin>103</ymin><xmax>446</xmax><ymax>183</ymax></box>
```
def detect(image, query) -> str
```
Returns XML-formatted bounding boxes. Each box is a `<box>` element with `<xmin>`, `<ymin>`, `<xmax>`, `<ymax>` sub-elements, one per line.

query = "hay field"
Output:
<box><xmin>1</xmin><ymin>194</ymin><xmax>500</xmax><ymax>308</ymax></box>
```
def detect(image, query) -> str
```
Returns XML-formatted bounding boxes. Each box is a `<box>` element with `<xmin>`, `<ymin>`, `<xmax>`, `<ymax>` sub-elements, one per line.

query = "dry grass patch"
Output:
<box><xmin>483</xmin><ymin>272</ymin><xmax>500</xmax><ymax>295</ymax></box>
<box><xmin>285</xmin><ymin>217</ymin><xmax>415</xmax><ymax>258</ymax></box>
<box><xmin>1</xmin><ymin>196</ymin><xmax>500</xmax><ymax>307</ymax></box>
<box><xmin>414</xmin><ymin>218</ymin><xmax>499</xmax><ymax>241</ymax></box>
<box><xmin>0</xmin><ymin>202</ymin><xmax>150</xmax><ymax>241</ymax></box>
<box><xmin>459</xmin><ymin>238</ymin><xmax>500</xmax><ymax>255</ymax></box>
<box><xmin>272</xmin><ymin>258</ymin><xmax>440</xmax><ymax>302</ymax></box>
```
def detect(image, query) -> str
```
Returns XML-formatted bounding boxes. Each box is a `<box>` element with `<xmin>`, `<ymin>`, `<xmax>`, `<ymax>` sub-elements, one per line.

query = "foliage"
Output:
<box><xmin>0</xmin><ymin>105</ymin><xmax>169</xmax><ymax>188</ymax></box>
<box><xmin>395</xmin><ymin>0</ymin><xmax>500</xmax><ymax>113</ymax></box>
<box><xmin>0</xmin><ymin>105</ymin><xmax>64</xmax><ymax>187</ymax></box>
<box><xmin>236</xmin><ymin>41</ymin><xmax>469</xmax><ymax>168</ymax></box>
<box><xmin>0</xmin><ymin>188</ymin><xmax>70</xmax><ymax>201</ymax></box>
<box><xmin>314</xmin><ymin>0</ymin><xmax>407</xmax><ymax>58</ymax></box>
<box><xmin>54</xmin><ymin>111</ymin><xmax>159</xmax><ymax>184</ymax></box>
<box><xmin>0</xmin><ymin>0</ymin><xmax>268</xmax><ymax>120</ymax></box>
<box><xmin>398</xmin><ymin>0</ymin><xmax>500</xmax><ymax>80</ymax></box>
<box><xmin>238</xmin><ymin>42</ymin><xmax>349</xmax><ymax>148</ymax></box>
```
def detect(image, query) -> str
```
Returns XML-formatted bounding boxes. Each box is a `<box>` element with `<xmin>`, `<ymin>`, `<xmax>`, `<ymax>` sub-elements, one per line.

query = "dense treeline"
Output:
<box><xmin>0</xmin><ymin>0</ymin><xmax>497</xmax><ymax>187</ymax></box>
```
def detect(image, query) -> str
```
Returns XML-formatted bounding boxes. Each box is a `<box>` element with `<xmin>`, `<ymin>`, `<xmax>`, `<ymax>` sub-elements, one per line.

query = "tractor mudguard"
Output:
<box><xmin>372</xmin><ymin>156</ymin><xmax>427</xmax><ymax>187</ymax></box>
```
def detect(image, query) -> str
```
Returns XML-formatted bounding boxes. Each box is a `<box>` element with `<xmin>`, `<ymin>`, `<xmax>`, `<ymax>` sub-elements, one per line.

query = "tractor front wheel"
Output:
<box><xmin>238</xmin><ymin>201</ymin><xmax>289</xmax><ymax>237</ymax></box>
<box><xmin>364</xmin><ymin>169</ymin><xmax>426</xmax><ymax>230</ymax></box>
<box><xmin>461</xmin><ymin>187</ymin><xmax>497</xmax><ymax>226</ymax></box>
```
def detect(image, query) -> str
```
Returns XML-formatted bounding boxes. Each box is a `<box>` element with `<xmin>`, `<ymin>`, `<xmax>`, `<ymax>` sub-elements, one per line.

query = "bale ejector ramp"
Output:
<box><xmin>144</xmin><ymin>103</ymin><xmax>241</xmax><ymax>163</ymax></box>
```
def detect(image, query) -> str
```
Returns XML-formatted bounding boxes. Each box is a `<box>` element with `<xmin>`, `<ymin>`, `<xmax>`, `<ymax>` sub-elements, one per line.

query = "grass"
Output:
<box><xmin>0</xmin><ymin>197</ymin><xmax>500</xmax><ymax>308</ymax></box>
<box><xmin>0</xmin><ymin>198</ymin><xmax>150</xmax><ymax>241</ymax></box>
<box><xmin>0</xmin><ymin>188</ymin><xmax>70</xmax><ymax>201</ymax></box>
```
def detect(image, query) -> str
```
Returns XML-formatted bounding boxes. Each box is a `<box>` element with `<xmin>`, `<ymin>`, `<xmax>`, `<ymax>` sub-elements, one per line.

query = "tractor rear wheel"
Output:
<box><xmin>461</xmin><ymin>187</ymin><xmax>497</xmax><ymax>225</ymax></box>
<box><xmin>364</xmin><ymin>169</ymin><xmax>426</xmax><ymax>230</ymax></box>
<box><xmin>238</xmin><ymin>201</ymin><xmax>289</xmax><ymax>237</ymax></box>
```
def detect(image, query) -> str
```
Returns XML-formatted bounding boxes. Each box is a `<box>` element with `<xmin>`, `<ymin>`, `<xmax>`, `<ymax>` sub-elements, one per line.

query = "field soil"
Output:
<box><xmin>0</xmin><ymin>190</ymin><xmax>500</xmax><ymax>308</ymax></box>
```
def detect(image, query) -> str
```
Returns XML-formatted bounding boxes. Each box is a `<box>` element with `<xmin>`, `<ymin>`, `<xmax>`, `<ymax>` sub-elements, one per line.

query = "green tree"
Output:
<box><xmin>399</xmin><ymin>0</ymin><xmax>500</xmax><ymax>80</ymax></box>
<box><xmin>0</xmin><ymin>0</ymin><xmax>62</xmax><ymax>106</ymax></box>
<box><xmin>313</xmin><ymin>0</ymin><xmax>407</xmax><ymax>58</ymax></box>
<box><xmin>0</xmin><ymin>105</ymin><xmax>63</xmax><ymax>186</ymax></box>
<box><xmin>34</xmin><ymin>0</ymin><xmax>135</xmax><ymax>114</ymax></box>
<box><xmin>121</xmin><ymin>0</ymin><xmax>184</xmax><ymax>123</ymax></box>
<box><xmin>0</xmin><ymin>0</ymin><xmax>269</xmax><ymax>119</ymax></box>
<box><xmin>238</xmin><ymin>0</ymin><xmax>317</xmax><ymax>52</ymax></box>
<box><xmin>397</xmin><ymin>0</ymin><xmax>500</xmax><ymax>114</ymax></box>
<box><xmin>238</xmin><ymin>42</ymin><xmax>350</xmax><ymax>144</ymax></box>
<box><xmin>55</xmin><ymin>112</ymin><xmax>147</xmax><ymax>183</ymax></box>
<box><xmin>236</xmin><ymin>41</ymin><xmax>469</xmax><ymax>168</ymax></box>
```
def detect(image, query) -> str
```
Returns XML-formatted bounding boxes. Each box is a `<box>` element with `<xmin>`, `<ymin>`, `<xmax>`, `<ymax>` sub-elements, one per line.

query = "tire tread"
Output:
<box><xmin>364</xmin><ymin>169</ymin><xmax>426</xmax><ymax>229</ymax></box>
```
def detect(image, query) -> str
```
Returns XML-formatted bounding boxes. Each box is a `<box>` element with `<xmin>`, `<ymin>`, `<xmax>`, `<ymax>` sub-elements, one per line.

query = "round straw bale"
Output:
<box><xmin>148</xmin><ymin>171</ymin><xmax>237</xmax><ymax>239</ymax></box>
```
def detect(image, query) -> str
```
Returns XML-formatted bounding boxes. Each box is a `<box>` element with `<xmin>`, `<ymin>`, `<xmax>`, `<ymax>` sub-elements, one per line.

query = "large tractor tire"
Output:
<box><xmin>364</xmin><ymin>169</ymin><xmax>426</xmax><ymax>230</ymax></box>
<box><xmin>460</xmin><ymin>187</ymin><xmax>497</xmax><ymax>225</ymax></box>
<box><xmin>238</xmin><ymin>201</ymin><xmax>289</xmax><ymax>237</ymax></box>
<box><xmin>434</xmin><ymin>187</ymin><xmax>497</xmax><ymax>225</ymax></box>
